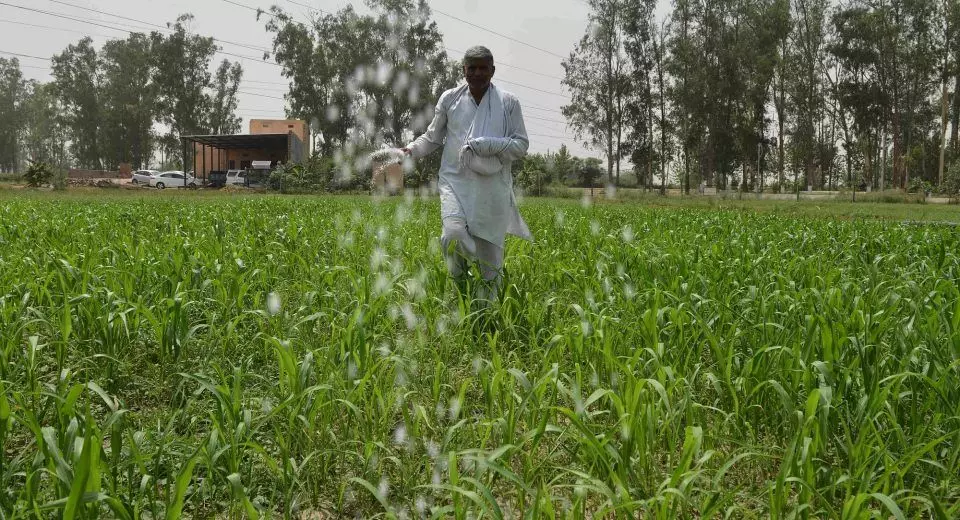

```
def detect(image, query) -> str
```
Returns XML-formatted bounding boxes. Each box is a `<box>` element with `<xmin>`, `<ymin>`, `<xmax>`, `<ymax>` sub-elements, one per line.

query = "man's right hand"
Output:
<box><xmin>400</xmin><ymin>147</ymin><xmax>412</xmax><ymax>155</ymax></box>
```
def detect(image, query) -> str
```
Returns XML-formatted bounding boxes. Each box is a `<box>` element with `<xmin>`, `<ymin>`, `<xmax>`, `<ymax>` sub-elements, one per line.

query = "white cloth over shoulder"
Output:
<box><xmin>405</xmin><ymin>83</ymin><xmax>532</xmax><ymax>246</ymax></box>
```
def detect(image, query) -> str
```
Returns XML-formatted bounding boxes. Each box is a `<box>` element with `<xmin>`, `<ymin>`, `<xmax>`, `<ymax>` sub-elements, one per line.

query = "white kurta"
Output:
<box><xmin>405</xmin><ymin>83</ymin><xmax>532</xmax><ymax>247</ymax></box>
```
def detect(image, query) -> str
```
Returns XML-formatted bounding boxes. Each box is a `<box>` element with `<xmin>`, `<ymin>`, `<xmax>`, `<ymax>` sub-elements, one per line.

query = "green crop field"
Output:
<box><xmin>1</xmin><ymin>193</ymin><xmax>958</xmax><ymax>518</ymax></box>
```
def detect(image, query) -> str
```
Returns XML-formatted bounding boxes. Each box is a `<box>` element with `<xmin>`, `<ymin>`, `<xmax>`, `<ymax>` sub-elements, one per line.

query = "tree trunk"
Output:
<box><xmin>951</xmin><ymin>72</ymin><xmax>960</xmax><ymax>151</ymax></box>
<box><xmin>605</xmin><ymin>4</ymin><xmax>615</xmax><ymax>187</ymax></box>
<box><xmin>882</xmin><ymin>128</ymin><xmax>888</xmax><ymax>191</ymax></box>
<box><xmin>657</xmin><ymin>31</ymin><xmax>666</xmax><ymax>196</ymax></box>
<box><xmin>892</xmin><ymin>115</ymin><xmax>904</xmax><ymax>189</ymax></box>
<box><xmin>940</xmin><ymin>75</ymin><xmax>951</xmax><ymax>187</ymax></box>
<box><xmin>646</xmin><ymin>68</ymin><xmax>654</xmax><ymax>191</ymax></box>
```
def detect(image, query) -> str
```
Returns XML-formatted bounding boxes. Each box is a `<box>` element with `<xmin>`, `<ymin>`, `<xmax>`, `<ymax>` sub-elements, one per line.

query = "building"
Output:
<box><xmin>181</xmin><ymin>119</ymin><xmax>310</xmax><ymax>185</ymax></box>
<box><xmin>250</xmin><ymin>119</ymin><xmax>310</xmax><ymax>145</ymax></box>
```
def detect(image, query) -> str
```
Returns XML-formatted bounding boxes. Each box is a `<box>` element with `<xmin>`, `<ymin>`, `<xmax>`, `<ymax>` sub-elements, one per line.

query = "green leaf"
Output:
<box><xmin>166</xmin><ymin>453</ymin><xmax>200</xmax><ymax>520</ymax></box>
<box><xmin>63</xmin><ymin>428</ymin><xmax>95</xmax><ymax>520</ymax></box>
<box><xmin>870</xmin><ymin>493</ymin><xmax>906</xmax><ymax>520</ymax></box>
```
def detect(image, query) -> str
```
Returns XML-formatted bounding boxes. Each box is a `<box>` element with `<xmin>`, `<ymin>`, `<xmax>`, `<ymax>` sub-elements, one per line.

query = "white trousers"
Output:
<box><xmin>440</xmin><ymin>217</ymin><xmax>503</xmax><ymax>283</ymax></box>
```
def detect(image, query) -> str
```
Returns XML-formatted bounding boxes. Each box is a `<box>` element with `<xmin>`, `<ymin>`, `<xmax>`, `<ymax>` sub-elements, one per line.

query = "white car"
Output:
<box><xmin>131</xmin><ymin>169</ymin><xmax>158</xmax><ymax>185</ymax></box>
<box><xmin>150</xmin><ymin>171</ymin><xmax>197</xmax><ymax>189</ymax></box>
<box><xmin>225</xmin><ymin>169</ymin><xmax>247</xmax><ymax>186</ymax></box>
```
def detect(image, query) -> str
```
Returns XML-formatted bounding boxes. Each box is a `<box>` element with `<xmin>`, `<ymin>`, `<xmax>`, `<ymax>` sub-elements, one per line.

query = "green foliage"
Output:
<box><xmin>265</xmin><ymin>0</ymin><xmax>457</xmax><ymax>157</ymax></box>
<box><xmin>268</xmin><ymin>154</ymin><xmax>335</xmax><ymax>193</ymax></box>
<box><xmin>23</xmin><ymin>161</ymin><xmax>53</xmax><ymax>187</ymax></box>
<box><xmin>51</xmin><ymin>38</ymin><xmax>103</xmax><ymax>170</ymax></box>
<box><xmin>553</xmin><ymin>144</ymin><xmax>577</xmax><ymax>184</ymax></box>
<box><xmin>907</xmin><ymin>177</ymin><xmax>934</xmax><ymax>194</ymax></box>
<box><xmin>0</xmin><ymin>57</ymin><xmax>26</xmax><ymax>173</ymax></box>
<box><xmin>21</xmin><ymin>82</ymin><xmax>68</xmax><ymax>167</ymax></box>
<box><xmin>152</xmin><ymin>15</ymin><xmax>243</xmax><ymax>168</ymax></box>
<box><xmin>578</xmin><ymin>157</ymin><xmax>603</xmax><ymax>187</ymax></box>
<box><xmin>209</xmin><ymin>60</ymin><xmax>243</xmax><ymax>135</ymax></box>
<box><xmin>51</xmin><ymin>166</ymin><xmax>67</xmax><ymax>191</ymax></box>
<box><xmin>0</xmin><ymin>194</ymin><xmax>958</xmax><ymax>517</ymax></box>
<box><xmin>514</xmin><ymin>153</ymin><xmax>549</xmax><ymax>192</ymax></box>
<box><xmin>99</xmin><ymin>33</ymin><xmax>157</xmax><ymax>170</ymax></box>
<box><xmin>39</xmin><ymin>19</ymin><xmax>242</xmax><ymax>172</ymax></box>
<box><xmin>942</xmin><ymin>160</ymin><xmax>960</xmax><ymax>196</ymax></box>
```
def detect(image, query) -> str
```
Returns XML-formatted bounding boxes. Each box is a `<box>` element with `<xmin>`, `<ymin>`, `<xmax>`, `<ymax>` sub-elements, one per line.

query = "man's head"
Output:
<box><xmin>463</xmin><ymin>45</ymin><xmax>495</xmax><ymax>92</ymax></box>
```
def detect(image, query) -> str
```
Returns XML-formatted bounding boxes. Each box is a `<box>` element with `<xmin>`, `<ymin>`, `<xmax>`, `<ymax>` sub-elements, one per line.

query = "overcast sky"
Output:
<box><xmin>1</xmin><ymin>0</ymin><xmax>670</xmax><ymax>159</ymax></box>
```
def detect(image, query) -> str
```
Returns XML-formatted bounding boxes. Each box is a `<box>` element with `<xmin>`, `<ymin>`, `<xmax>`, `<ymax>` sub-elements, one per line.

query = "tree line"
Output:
<box><xmin>0</xmin><ymin>14</ymin><xmax>242</xmax><ymax>172</ymax></box>
<box><xmin>563</xmin><ymin>0</ymin><xmax>960</xmax><ymax>193</ymax></box>
<box><xmin>7</xmin><ymin>0</ymin><xmax>960</xmax><ymax>195</ymax></box>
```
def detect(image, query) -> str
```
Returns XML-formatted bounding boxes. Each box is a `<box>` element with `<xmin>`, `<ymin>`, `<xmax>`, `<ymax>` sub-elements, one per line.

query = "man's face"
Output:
<box><xmin>464</xmin><ymin>58</ymin><xmax>495</xmax><ymax>91</ymax></box>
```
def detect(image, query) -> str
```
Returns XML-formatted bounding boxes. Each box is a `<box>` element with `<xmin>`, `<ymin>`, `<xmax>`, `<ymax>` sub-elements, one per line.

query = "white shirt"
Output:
<box><xmin>406</xmin><ymin>83</ymin><xmax>532</xmax><ymax>246</ymax></box>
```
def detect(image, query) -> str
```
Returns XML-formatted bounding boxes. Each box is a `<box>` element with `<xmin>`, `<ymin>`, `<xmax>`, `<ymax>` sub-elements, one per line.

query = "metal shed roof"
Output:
<box><xmin>180</xmin><ymin>133</ymin><xmax>289</xmax><ymax>149</ymax></box>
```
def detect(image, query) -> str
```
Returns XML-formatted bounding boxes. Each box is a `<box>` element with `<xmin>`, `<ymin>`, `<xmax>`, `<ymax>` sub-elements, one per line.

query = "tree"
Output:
<box><xmin>666</xmin><ymin>0</ymin><xmax>706</xmax><ymax>194</ymax></box>
<box><xmin>21</xmin><ymin>81</ymin><xmax>68</xmax><ymax>167</ymax></box>
<box><xmin>826</xmin><ymin>1</ymin><xmax>940</xmax><ymax>191</ymax></box>
<box><xmin>786</xmin><ymin>0</ymin><xmax>828</xmax><ymax>190</ymax></box>
<box><xmin>152</xmin><ymin>14</ymin><xmax>238</xmax><ymax>168</ymax></box>
<box><xmin>266</xmin><ymin>0</ymin><xmax>456</xmax><ymax>159</ymax></box>
<box><xmin>947</xmin><ymin>0</ymin><xmax>960</xmax><ymax>155</ymax></box>
<box><xmin>652</xmin><ymin>17</ymin><xmax>671</xmax><ymax>193</ymax></box>
<box><xmin>562</xmin><ymin>0</ymin><xmax>632</xmax><ymax>186</ymax></box>
<box><xmin>362</xmin><ymin>0</ymin><xmax>456</xmax><ymax>146</ymax></box>
<box><xmin>882</xmin><ymin>0</ymin><xmax>940</xmax><ymax>189</ymax></box>
<box><xmin>209</xmin><ymin>59</ymin><xmax>243</xmax><ymax>135</ymax></box>
<box><xmin>0</xmin><ymin>58</ymin><xmax>26</xmax><ymax>172</ymax></box>
<box><xmin>579</xmin><ymin>157</ymin><xmax>604</xmax><ymax>187</ymax></box>
<box><xmin>515</xmin><ymin>153</ymin><xmax>548</xmax><ymax>193</ymax></box>
<box><xmin>830</xmin><ymin>6</ymin><xmax>885</xmax><ymax>190</ymax></box>
<box><xmin>553</xmin><ymin>144</ymin><xmax>576</xmax><ymax>184</ymax></box>
<box><xmin>157</xmin><ymin>133</ymin><xmax>182</xmax><ymax>170</ymax></box>
<box><xmin>52</xmin><ymin>37</ymin><xmax>102</xmax><ymax>169</ymax></box>
<box><xmin>100</xmin><ymin>33</ymin><xmax>157</xmax><ymax>169</ymax></box>
<box><xmin>621</xmin><ymin>0</ymin><xmax>658</xmax><ymax>190</ymax></box>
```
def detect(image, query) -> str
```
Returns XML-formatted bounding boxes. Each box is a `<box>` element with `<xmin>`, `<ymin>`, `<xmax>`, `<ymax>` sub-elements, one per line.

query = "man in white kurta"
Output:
<box><xmin>403</xmin><ymin>46</ymin><xmax>532</xmax><ymax>300</ymax></box>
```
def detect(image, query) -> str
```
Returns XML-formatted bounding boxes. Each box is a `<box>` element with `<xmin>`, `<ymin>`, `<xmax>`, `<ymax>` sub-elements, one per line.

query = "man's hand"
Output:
<box><xmin>400</xmin><ymin>147</ymin><xmax>412</xmax><ymax>155</ymax></box>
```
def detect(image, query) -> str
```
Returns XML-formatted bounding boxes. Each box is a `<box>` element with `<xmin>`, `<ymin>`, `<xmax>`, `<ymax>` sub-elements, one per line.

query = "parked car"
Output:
<box><xmin>131</xmin><ymin>169</ymin><xmax>158</xmax><ymax>185</ymax></box>
<box><xmin>225</xmin><ymin>169</ymin><xmax>247</xmax><ymax>186</ymax></box>
<box><xmin>150</xmin><ymin>171</ymin><xmax>197</xmax><ymax>189</ymax></box>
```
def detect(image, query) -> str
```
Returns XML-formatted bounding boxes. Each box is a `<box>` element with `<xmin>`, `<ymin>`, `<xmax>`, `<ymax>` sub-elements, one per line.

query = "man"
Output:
<box><xmin>402</xmin><ymin>45</ymin><xmax>532</xmax><ymax>302</ymax></box>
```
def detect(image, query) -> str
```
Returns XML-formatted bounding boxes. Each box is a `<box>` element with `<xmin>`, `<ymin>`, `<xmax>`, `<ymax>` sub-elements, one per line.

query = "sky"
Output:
<box><xmin>0</xmin><ymin>0</ymin><xmax>671</xmax><ymax>160</ymax></box>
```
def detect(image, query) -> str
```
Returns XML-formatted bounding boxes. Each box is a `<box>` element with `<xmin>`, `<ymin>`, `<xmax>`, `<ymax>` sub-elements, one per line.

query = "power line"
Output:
<box><xmin>284</xmin><ymin>0</ymin><xmax>329</xmax><ymax>15</ymax></box>
<box><xmin>0</xmin><ymin>2</ymin><xmax>285</xmax><ymax>69</ymax></box>
<box><xmin>526</xmin><ymin>118</ymin><xmax>573</xmax><ymax>133</ymax></box>
<box><xmin>237</xmin><ymin>89</ymin><xmax>286</xmax><ymax>100</ymax></box>
<box><xmin>523</xmin><ymin>104</ymin><xmax>565</xmax><ymax>116</ymax></box>
<box><xmin>0</xmin><ymin>50</ymin><xmax>49</xmax><ymax>61</ymax></box>
<box><xmin>222</xmin><ymin>0</ymin><xmax>283</xmax><ymax>19</ymax></box>
<box><xmin>244</xmin><ymin>79</ymin><xmax>290</xmax><ymax>86</ymax></box>
<box><xmin>0</xmin><ymin>18</ymin><xmax>115</xmax><ymax>38</ymax></box>
<box><xmin>525</xmin><ymin>114</ymin><xmax>569</xmax><ymax>125</ymax></box>
<box><xmin>495</xmin><ymin>78</ymin><xmax>568</xmax><ymax>98</ymax></box>
<box><xmin>47</xmin><ymin>0</ymin><xmax>274</xmax><ymax>55</ymax></box>
<box><xmin>239</xmin><ymin>110</ymin><xmax>288</xmax><ymax>114</ymax></box>
<box><xmin>0</xmin><ymin>52</ymin><xmax>286</xmax><ymax>98</ymax></box>
<box><xmin>528</xmin><ymin>131</ymin><xmax>573</xmax><ymax>141</ymax></box>
<box><xmin>430</xmin><ymin>5</ymin><xmax>567</xmax><ymax>60</ymax></box>
<box><xmin>0</xmin><ymin>2</ymin><xmax>137</xmax><ymax>34</ymax></box>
